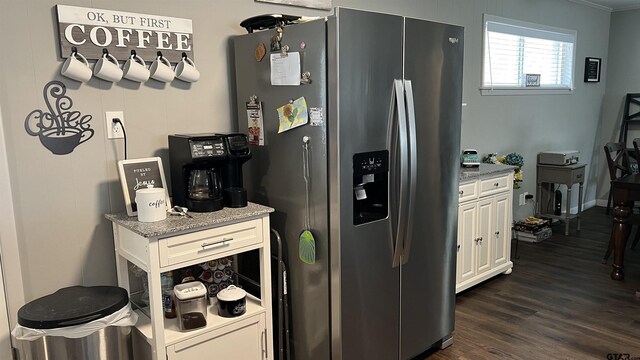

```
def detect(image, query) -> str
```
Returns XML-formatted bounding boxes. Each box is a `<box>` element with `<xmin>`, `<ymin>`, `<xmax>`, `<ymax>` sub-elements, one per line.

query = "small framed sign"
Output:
<box><xmin>584</xmin><ymin>57</ymin><xmax>601</xmax><ymax>83</ymax></box>
<box><xmin>117</xmin><ymin>157</ymin><xmax>171</xmax><ymax>216</ymax></box>
<box><xmin>525</xmin><ymin>74</ymin><xmax>541</xmax><ymax>87</ymax></box>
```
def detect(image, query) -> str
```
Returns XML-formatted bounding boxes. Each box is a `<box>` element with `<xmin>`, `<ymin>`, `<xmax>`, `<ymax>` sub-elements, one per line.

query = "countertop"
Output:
<box><xmin>460</xmin><ymin>163</ymin><xmax>517</xmax><ymax>181</ymax></box>
<box><xmin>105</xmin><ymin>202</ymin><xmax>274</xmax><ymax>238</ymax></box>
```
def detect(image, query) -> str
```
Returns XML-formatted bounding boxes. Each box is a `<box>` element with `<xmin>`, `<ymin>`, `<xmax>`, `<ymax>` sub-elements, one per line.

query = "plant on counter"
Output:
<box><xmin>482</xmin><ymin>152</ymin><xmax>524</xmax><ymax>189</ymax></box>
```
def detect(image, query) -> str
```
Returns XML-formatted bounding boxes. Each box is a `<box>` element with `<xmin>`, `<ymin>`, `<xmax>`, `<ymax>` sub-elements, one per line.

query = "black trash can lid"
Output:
<box><xmin>17</xmin><ymin>286</ymin><xmax>129</xmax><ymax>329</ymax></box>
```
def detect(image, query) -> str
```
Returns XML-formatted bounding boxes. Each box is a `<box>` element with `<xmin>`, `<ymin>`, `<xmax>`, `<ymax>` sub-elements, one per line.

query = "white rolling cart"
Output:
<box><xmin>106</xmin><ymin>203</ymin><xmax>274</xmax><ymax>360</ymax></box>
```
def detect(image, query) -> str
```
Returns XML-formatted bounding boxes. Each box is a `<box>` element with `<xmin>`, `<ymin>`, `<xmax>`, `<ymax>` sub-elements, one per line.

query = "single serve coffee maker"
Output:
<box><xmin>169</xmin><ymin>134</ymin><xmax>228</xmax><ymax>212</ymax></box>
<box><xmin>221</xmin><ymin>133</ymin><xmax>252</xmax><ymax>208</ymax></box>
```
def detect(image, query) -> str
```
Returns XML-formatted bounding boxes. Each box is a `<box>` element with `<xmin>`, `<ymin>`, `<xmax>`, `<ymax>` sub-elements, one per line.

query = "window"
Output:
<box><xmin>481</xmin><ymin>14</ymin><xmax>577</xmax><ymax>95</ymax></box>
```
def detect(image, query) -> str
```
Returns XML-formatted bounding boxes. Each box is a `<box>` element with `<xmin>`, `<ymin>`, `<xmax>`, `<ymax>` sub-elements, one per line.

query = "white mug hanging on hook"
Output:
<box><xmin>175</xmin><ymin>52</ymin><xmax>200</xmax><ymax>83</ymax></box>
<box><xmin>123</xmin><ymin>50</ymin><xmax>150</xmax><ymax>82</ymax></box>
<box><xmin>93</xmin><ymin>49</ymin><xmax>123</xmax><ymax>82</ymax></box>
<box><xmin>149</xmin><ymin>51</ymin><xmax>174</xmax><ymax>83</ymax></box>
<box><xmin>61</xmin><ymin>47</ymin><xmax>92</xmax><ymax>83</ymax></box>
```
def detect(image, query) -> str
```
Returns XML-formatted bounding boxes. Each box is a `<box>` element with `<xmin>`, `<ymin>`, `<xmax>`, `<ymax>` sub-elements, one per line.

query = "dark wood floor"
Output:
<box><xmin>430</xmin><ymin>206</ymin><xmax>640</xmax><ymax>360</ymax></box>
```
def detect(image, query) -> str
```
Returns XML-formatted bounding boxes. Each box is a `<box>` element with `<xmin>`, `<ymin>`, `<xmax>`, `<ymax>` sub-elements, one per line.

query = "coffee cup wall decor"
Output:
<box><xmin>24</xmin><ymin>81</ymin><xmax>94</xmax><ymax>155</ymax></box>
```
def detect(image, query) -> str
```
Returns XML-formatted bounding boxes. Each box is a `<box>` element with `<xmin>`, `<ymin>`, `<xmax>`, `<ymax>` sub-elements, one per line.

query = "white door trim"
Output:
<box><xmin>0</xmin><ymin>104</ymin><xmax>25</xmax><ymax>345</ymax></box>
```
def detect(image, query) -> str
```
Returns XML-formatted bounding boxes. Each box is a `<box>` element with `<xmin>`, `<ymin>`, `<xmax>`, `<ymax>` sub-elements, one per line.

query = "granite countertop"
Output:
<box><xmin>460</xmin><ymin>163</ymin><xmax>517</xmax><ymax>181</ymax></box>
<box><xmin>105</xmin><ymin>202</ymin><xmax>274</xmax><ymax>238</ymax></box>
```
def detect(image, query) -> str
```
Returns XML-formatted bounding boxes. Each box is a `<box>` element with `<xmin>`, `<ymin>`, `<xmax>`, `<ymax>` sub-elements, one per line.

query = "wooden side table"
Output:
<box><xmin>535</xmin><ymin>163</ymin><xmax>586</xmax><ymax>236</ymax></box>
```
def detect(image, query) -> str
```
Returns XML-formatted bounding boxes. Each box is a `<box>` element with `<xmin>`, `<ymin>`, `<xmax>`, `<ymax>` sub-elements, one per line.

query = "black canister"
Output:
<box><xmin>216</xmin><ymin>285</ymin><xmax>246</xmax><ymax>317</ymax></box>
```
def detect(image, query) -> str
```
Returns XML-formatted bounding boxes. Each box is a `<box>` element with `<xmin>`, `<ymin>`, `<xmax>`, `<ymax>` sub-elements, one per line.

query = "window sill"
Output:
<box><xmin>480</xmin><ymin>87</ymin><xmax>574</xmax><ymax>96</ymax></box>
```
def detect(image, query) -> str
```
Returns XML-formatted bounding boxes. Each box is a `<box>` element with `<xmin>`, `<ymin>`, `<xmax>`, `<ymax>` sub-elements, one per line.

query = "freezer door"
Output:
<box><xmin>400</xmin><ymin>18</ymin><xmax>464</xmax><ymax>359</ymax></box>
<box><xmin>330</xmin><ymin>8</ymin><xmax>404</xmax><ymax>360</ymax></box>
<box><xmin>233</xmin><ymin>19</ymin><xmax>330</xmax><ymax>360</ymax></box>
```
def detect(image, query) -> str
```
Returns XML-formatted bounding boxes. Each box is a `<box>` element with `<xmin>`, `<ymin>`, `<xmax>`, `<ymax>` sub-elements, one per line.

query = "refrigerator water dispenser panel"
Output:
<box><xmin>353</xmin><ymin>150</ymin><xmax>389</xmax><ymax>225</ymax></box>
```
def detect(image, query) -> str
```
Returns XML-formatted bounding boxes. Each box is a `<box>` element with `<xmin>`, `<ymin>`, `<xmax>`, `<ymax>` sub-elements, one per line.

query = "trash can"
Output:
<box><xmin>12</xmin><ymin>286</ymin><xmax>138</xmax><ymax>360</ymax></box>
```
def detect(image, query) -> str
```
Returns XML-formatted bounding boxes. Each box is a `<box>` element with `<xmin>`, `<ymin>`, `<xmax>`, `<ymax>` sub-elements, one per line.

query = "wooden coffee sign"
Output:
<box><xmin>56</xmin><ymin>5</ymin><xmax>193</xmax><ymax>63</ymax></box>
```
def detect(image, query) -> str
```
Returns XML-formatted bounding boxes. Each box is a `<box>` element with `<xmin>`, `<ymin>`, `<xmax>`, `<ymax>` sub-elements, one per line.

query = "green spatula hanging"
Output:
<box><xmin>299</xmin><ymin>136</ymin><xmax>316</xmax><ymax>265</ymax></box>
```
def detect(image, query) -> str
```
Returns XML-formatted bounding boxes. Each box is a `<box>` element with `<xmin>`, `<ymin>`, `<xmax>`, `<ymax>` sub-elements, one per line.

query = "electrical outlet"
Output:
<box><xmin>105</xmin><ymin>111</ymin><xmax>124</xmax><ymax>139</ymax></box>
<box><xmin>519</xmin><ymin>193</ymin><xmax>526</xmax><ymax>206</ymax></box>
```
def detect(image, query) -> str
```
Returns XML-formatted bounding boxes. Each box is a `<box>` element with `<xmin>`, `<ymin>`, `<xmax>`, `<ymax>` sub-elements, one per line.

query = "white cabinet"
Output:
<box><xmin>167</xmin><ymin>313</ymin><xmax>267</xmax><ymax>360</ymax></box>
<box><xmin>106</xmin><ymin>204</ymin><xmax>274</xmax><ymax>360</ymax></box>
<box><xmin>456</xmin><ymin>172</ymin><xmax>513</xmax><ymax>293</ymax></box>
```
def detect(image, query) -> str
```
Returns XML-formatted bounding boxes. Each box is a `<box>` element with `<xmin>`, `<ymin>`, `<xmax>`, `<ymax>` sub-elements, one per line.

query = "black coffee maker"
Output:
<box><xmin>221</xmin><ymin>133</ymin><xmax>252</xmax><ymax>208</ymax></box>
<box><xmin>168</xmin><ymin>134</ymin><xmax>228</xmax><ymax>212</ymax></box>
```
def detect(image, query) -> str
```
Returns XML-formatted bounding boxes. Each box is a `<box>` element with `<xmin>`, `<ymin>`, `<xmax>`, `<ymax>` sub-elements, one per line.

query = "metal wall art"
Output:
<box><xmin>24</xmin><ymin>81</ymin><xmax>94</xmax><ymax>155</ymax></box>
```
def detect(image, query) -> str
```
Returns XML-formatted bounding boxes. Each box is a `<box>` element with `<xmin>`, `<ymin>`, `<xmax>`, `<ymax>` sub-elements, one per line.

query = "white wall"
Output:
<box><xmin>596</xmin><ymin>9</ymin><xmax>640</xmax><ymax>205</ymax></box>
<box><xmin>0</xmin><ymin>0</ymin><xmax>611</xmax><ymax>322</ymax></box>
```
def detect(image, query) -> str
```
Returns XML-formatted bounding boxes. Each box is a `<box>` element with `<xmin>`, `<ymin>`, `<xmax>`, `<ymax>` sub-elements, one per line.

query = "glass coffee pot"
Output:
<box><xmin>188</xmin><ymin>168</ymin><xmax>222</xmax><ymax>201</ymax></box>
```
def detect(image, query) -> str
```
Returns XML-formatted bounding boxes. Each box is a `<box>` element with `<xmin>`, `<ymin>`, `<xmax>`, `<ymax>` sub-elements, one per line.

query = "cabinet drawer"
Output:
<box><xmin>159</xmin><ymin>219</ymin><xmax>262</xmax><ymax>267</ymax></box>
<box><xmin>458</xmin><ymin>181</ymin><xmax>478</xmax><ymax>202</ymax></box>
<box><xmin>479</xmin><ymin>174</ymin><xmax>511</xmax><ymax>197</ymax></box>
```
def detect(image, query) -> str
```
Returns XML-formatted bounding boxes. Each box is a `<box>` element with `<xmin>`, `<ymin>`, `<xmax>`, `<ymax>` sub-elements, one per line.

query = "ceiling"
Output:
<box><xmin>573</xmin><ymin>0</ymin><xmax>640</xmax><ymax>11</ymax></box>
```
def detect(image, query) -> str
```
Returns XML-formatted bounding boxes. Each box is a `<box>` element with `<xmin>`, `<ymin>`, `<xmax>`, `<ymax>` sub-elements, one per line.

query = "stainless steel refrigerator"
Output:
<box><xmin>233</xmin><ymin>8</ymin><xmax>463</xmax><ymax>360</ymax></box>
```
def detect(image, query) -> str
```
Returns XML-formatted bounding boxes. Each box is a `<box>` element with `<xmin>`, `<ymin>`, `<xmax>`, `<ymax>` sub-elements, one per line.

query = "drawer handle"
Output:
<box><xmin>459</xmin><ymin>190</ymin><xmax>464</xmax><ymax>195</ymax></box>
<box><xmin>457</xmin><ymin>244</ymin><xmax>461</xmax><ymax>251</ymax></box>
<box><xmin>494</xmin><ymin>182</ymin><xmax>499</xmax><ymax>187</ymax></box>
<box><xmin>495</xmin><ymin>231</ymin><xmax>500</xmax><ymax>235</ymax></box>
<box><xmin>201</xmin><ymin>238</ymin><xmax>232</xmax><ymax>250</ymax></box>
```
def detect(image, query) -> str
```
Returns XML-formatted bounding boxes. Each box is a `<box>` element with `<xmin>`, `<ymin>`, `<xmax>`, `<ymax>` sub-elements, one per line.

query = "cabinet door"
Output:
<box><xmin>458</xmin><ymin>202</ymin><xmax>477</xmax><ymax>284</ymax></box>
<box><xmin>167</xmin><ymin>313</ymin><xmax>267</xmax><ymax>360</ymax></box>
<box><xmin>492</xmin><ymin>193</ymin><xmax>511</xmax><ymax>267</ymax></box>
<box><xmin>476</xmin><ymin>198</ymin><xmax>493</xmax><ymax>275</ymax></box>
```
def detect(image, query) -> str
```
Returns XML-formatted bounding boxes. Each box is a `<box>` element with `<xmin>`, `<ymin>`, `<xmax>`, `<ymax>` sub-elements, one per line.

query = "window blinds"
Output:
<box><xmin>482</xmin><ymin>15</ymin><xmax>577</xmax><ymax>92</ymax></box>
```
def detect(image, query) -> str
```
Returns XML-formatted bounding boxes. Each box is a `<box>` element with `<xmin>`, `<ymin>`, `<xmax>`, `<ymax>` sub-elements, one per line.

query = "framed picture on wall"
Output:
<box><xmin>584</xmin><ymin>57</ymin><xmax>601</xmax><ymax>82</ymax></box>
<box><xmin>117</xmin><ymin>157</ymin><xmax>171</xmax><ymax>216</ymax></box>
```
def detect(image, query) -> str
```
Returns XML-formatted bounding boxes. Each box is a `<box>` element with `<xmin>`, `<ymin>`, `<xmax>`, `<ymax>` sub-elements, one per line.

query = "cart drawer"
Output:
<box><xmin>458</xmin><ymin>181</ymin><xmax>478</xmax><ymax>203</ymax></box>
<box><xmin>479</xmin><ymin>174</ymin><xmax>511</xmax><ymax>197</ymax></box>
<box><xmin>159</xmin><ymin>219</ymin><xmax>262</xmax><ymax>267</ymax></box>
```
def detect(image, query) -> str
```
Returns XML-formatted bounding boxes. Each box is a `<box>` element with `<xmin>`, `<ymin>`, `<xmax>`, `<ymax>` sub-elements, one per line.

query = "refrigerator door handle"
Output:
<box><xmin>389</xmin><ymin>79</ymin><xmax>408</xmax><ymax>268</ymax></box>
<box><xmin>401</xmin><ymin>80</ymin><xmax>418</xmax><ymax>265</ymax></box>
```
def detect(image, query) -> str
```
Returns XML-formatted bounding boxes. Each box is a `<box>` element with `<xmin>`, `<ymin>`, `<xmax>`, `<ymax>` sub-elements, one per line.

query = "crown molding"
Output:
<box><xmin>567</xmin><ymin>0</ymin><xmax>613</xmax><ymax>12</ymax></box>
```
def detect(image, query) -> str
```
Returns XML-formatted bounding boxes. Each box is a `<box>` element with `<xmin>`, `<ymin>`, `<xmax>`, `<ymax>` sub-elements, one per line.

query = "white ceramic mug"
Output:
<box><xmin>61</xmin><ymin>51</ymin><xmax>92</xmax><ymax>83</ymax></box>
<box><xmin>135</xmin><ymin>187</ymin><xmax>167</xmax><ymax>222</ymax></box>
<box><xmin>149</xmin><ymin>55</ymin><xmax>174</xmax><ymax>83</ymax></box>
<box><xmin>123</xmin><ymin>53</ymin><xmax>149</xmax><ymax>82</ymax></box>
<box><xmin>175</xmin><ymin>56</ymin><xmax>200</xmax><ymax>83</ymax></box>
<box><xmin>94</xmin><ymin>52</ymin><xmax>123</xmax><ymax>82</ymax></box>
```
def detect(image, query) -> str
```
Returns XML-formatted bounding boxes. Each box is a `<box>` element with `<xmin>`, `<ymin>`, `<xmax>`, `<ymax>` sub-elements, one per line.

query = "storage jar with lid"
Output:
<box><xmin>173</xmin><ymin>282</ymin><xmax>207</xmax><ymax>331</ymax></box>
<box><xmin>216</xmin><ymin>285</ymin><xmax>247</xmax><ymax>318</ymax></box>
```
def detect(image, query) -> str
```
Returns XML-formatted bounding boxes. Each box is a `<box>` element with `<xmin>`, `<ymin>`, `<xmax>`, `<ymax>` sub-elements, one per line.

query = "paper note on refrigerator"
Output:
<box><xmin>270</xmin><ymin>52</ymin><xmax>301</xmax><ymax>86</ymax></box>
<box><xmin>277</xmin><ymin>97</ymin><xmax>308</xmax><ymax>133</ymax></box>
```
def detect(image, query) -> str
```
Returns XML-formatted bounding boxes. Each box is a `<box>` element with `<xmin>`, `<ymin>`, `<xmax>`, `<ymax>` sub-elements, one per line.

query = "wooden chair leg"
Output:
<box><xmin>603</xmin><ymin>237</ymin><xmax>614</xmax><ymax>263</ymax></box>
<box><xmin>632</xmin><ymin>230</ymin><xmax>640</xmax><ymax>250</ymax></box>
<box><xmin>606</xmin><ymin>189</ymin><xmax>613</xmax><ymax>215</ymax></box>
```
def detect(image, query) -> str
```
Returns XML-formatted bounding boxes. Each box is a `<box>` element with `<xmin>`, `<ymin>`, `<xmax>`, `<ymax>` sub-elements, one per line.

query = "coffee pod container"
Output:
<box><xmin>135</xmin><ymin>187</ymin><xmax>166</xmax><ymax>222</ymax></box>
<box><xmin>216</xmin><ymin>285</ymin><xmax>246</xmax><ymax>318</ymax></box>
<box><xmin>174</xmin><ymin>282</ymin><xmax>207</xmax><ymax>331</ymax></box>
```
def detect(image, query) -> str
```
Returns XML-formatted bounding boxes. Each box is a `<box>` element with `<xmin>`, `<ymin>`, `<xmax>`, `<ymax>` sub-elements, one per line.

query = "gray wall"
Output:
<box><xmin>0</xmin><ymin>0</ymin><xmax>611</xmax><ymax>304</ymax></box>
<box><xmin>596</xmin><ymin>9</ymin><xmax>640</xmax><ymax>205</ymax></box>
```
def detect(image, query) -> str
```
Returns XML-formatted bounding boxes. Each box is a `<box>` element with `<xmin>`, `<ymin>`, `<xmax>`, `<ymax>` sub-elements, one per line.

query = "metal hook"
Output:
<box><xmin>181</xmin><ymin>52</ymin><xmax>188</xmax><ymax>60</ymax></box>
<box><xmin>71</xmin><ymin>46</ymin><xmax>78</xmax><ymax>55</ymax></box>
<box><xmin>102</xmin><ymin>48</ymin><xmax>109</xmax><ymax>55</ymax></box>
<box><xmin>130</xmin><ymin>49</ymin><xmax>137</xmax><ymax>56</ymax></box>
<box><xmin>156</xmin><ymin>51</ymin><xmax>163</xmax><ymax>58</ymax></box>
